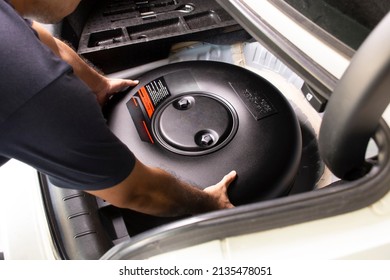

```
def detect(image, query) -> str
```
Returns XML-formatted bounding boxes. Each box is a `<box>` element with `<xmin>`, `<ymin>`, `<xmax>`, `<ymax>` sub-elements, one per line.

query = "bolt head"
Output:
<box><xmin>200</xmin><ymin>134</ymin><xmax>214</xmax><ymax>146</ymax></box>
<box><xmin>177</xmin><ymin>98</ymin><xmax>191</xmax><ymax>109</ymax></box>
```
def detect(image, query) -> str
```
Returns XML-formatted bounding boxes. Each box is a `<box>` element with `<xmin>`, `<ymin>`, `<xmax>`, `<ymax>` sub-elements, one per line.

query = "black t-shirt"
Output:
<box><xmin>0</xmin><ymin>1</ymin><xmax>135</xmax><ymax>190</ymax></box>
<box><xmin>0</xmin><ymin>1</ymin><xmax>71</xmax><ymax>122</ymax></box>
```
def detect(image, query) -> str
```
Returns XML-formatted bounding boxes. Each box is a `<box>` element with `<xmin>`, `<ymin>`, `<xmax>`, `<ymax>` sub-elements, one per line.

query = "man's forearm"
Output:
<box><xmin>52</xmin><ymin>36</ymin><xmax>108</xmax><ymax>94</ymax></box>
<box><xmin>87</xmin><ymin>159</ymin><xmax>236</xmax><ymax>217</ymax></box>
<box><xmin>31</xmin><ymin>21</ymin><xmax>108</xmax><ymax>94</ymax></box>
<box><xmin>128</xmin><ymin>166</ymin><xmax>227</xmax><ymax>216</ymax></box>
<box><xmin>31</xmin><ymin>21</ymin><xmax>139</xmax><ymax>105</ymax></box>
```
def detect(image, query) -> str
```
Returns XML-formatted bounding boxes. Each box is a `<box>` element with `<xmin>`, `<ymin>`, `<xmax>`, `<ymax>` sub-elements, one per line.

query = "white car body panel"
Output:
<box><xmin>239</xmin><ymin>0</ymin><xmax>351</xmax><ymax>79</ymax></box>
<box><xmin>0</xmin><ymin>160</ymin><xmax>55</xmax><ymax>259</ymax></box>
<box><xmin>150</xmin><ymin>185</ymin><xmax>390</xmax><ymax>260</ymax></box>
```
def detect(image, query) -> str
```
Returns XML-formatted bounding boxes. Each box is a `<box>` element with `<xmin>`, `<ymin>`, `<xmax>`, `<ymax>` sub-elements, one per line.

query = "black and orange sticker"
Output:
<box><xmin>137</xmin><ymin>77</ymin><xmax>171</xmax><ymax>119</ymax></box>
<box><xmin>127</xmin><ymin>77</ymin><xmax>171</xmax><ymax>143</ymax></box>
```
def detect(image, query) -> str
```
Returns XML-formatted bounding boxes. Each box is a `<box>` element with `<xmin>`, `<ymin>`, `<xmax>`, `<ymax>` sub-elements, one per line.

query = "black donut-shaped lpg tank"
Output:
<box><xmin>107</xmin><ymin>61</ymin><xmax>302</xmax><ymax>205</ymax></box>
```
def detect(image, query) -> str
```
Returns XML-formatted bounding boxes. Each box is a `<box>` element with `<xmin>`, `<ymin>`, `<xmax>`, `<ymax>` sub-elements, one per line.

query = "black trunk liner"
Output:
<box><xmin>67</xmin><ymin>0</ymin><xmax>245</xmax><ymax>73</ymax></box>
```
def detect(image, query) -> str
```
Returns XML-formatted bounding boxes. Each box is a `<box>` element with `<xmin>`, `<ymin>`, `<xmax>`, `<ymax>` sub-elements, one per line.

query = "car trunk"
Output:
<box><xmin>39</xmin><ymin>0</ymin><xmax>390</xmax><ymax>259</ymax></box>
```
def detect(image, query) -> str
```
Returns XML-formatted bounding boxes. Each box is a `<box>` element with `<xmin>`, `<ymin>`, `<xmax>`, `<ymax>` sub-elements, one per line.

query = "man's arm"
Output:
<box><xmin>31</xmin><ymin>22</ymin><xmax>237</xmax><ymax>217</ymax></box>
<box><xmin>87</xmin><ymin>158</ymin><xmax>237</xmax><ymax>217</ymax></box>
<box><xmin>31</xmin><ymin>21</ymin><xmax>138</xmax><ymax>105</ymax></box>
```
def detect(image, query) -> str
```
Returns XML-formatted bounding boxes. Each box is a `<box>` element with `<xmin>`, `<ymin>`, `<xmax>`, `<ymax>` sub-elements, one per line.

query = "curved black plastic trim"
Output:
<box><xmin>101</xmin><ymin>119</ymin><xmax>390</xmax><ymax>260</ymax></box>
<box><xmin>319</xmin><ymin>12</ymin><xmax>390</xmax><ymax>180</ymax></box>
<box><xmin>39</xmin><ymin>176</ymin><xmax>114</xmax><ymax>260</ymax></box>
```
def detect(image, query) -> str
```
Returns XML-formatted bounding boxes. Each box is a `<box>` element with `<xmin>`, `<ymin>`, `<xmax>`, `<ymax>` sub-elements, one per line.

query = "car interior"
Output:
<box><xmin>39</xmin><ymin>0</ymin><xmax>390</xmax><ymax>259</ymax></box>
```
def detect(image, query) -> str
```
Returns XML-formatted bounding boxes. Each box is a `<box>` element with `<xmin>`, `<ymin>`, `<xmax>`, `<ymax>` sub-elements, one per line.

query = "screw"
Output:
<box><xmin>200</xmin><ymin>133</ymin><xmax>214</xmax><ymax>146</ymax></box>
<box><xmin>177</xmin><ymin>98</ymin><xmax>191</xmax><ymax>110</ymax></box>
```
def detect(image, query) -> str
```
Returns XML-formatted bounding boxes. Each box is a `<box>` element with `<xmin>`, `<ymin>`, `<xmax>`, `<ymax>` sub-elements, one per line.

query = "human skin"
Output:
<box><xmin>9</xmin><ymin>0</ymin><xmax>237</xmax><ymax>217</ymax></box>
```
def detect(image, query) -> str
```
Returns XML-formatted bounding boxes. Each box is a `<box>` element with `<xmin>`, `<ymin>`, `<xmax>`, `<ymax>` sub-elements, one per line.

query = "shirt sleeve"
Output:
<box><xmin>0</xmin><ymin>70</ymin><xmax>136</xmax><ymax>190</ymax></box>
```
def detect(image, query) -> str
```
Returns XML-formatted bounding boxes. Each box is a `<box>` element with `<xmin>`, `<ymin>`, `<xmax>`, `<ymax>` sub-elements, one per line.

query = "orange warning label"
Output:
<box><xmin>127</xmin><ymin>76</ymin><xmax>171</xmax><ymax>143</ymax></box>
<box><xmin>138</xmin><ymin>86</ymin><xmax>155</xmax><ymax>118</ymax></box>
<box><xmin>136</xmin><ymin>77</ymin><xmax>171</xmax><ymax>119</ymax></box>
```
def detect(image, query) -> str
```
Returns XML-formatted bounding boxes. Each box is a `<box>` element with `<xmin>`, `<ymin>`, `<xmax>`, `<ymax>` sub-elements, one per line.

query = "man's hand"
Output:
<box><xmin>95</xmin><ymin>78</ymin><xmax>139</xmax><ymax>106</ymax></box>
<box><xmin>204</xmin><ymin>170</ymin><xmax>237</xmax><ymax>209</ymax></box>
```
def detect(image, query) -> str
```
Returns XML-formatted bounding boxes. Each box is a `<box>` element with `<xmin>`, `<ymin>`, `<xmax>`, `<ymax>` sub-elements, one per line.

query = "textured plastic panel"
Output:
<box><xmin>40</xmin><ymin>176</ymin><xmax>115</xmax><ymax>259</ymax></box>
<box><xmin>76</xmin><ymin>0</ymin><xmax>244</xmax><ymax>73</ymax></box>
